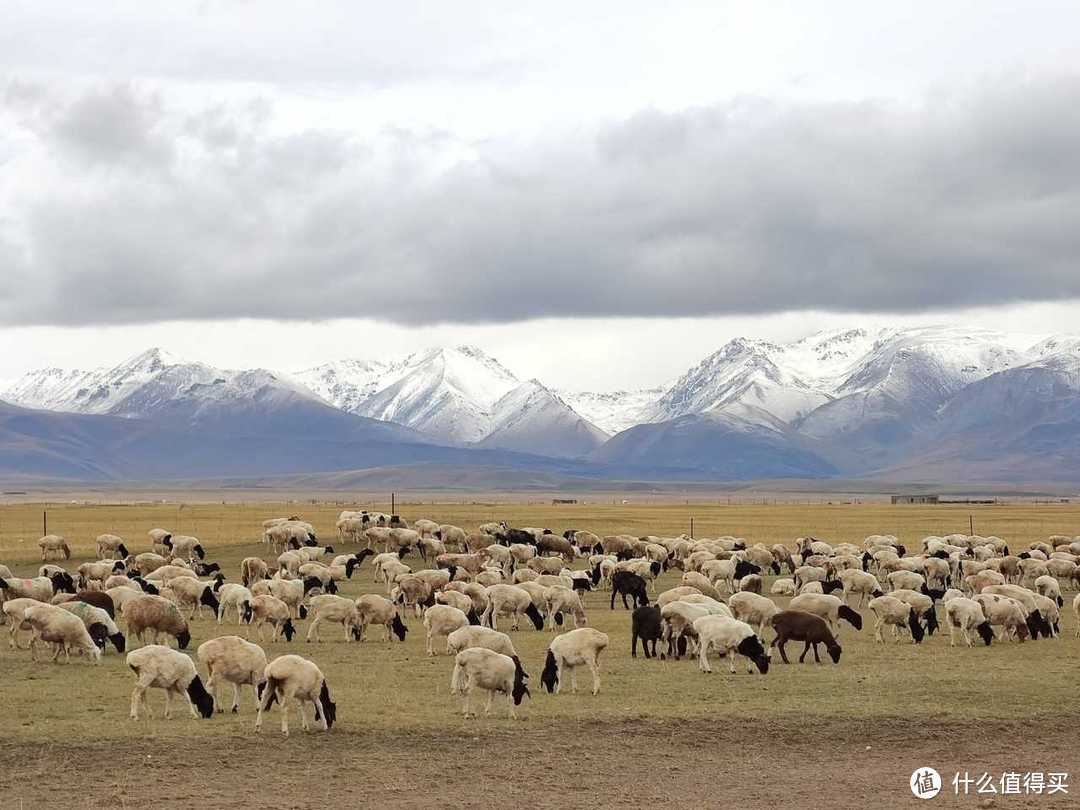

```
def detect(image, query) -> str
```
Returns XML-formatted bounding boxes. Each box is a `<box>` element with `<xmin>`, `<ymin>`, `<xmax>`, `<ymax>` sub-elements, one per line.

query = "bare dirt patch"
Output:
<box><xmin>2</xmin><ymin>717</ymin><xmax>1076</xmax><ymax>809</ymax></box>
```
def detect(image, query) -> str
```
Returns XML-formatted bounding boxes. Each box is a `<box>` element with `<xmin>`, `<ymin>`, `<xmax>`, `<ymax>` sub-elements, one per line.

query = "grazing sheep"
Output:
<box><xmin>656</xmin><ymin>586</ymin><xmax>704</xmax><ymax>607</ymax></box>
<box><xmin>95</xmin><ymin>533</ymin><xmax>130</xmax><ymax>560</ymax></box>
<box><xmin>770</xmin><ymin>578</ymin><xmax>797</xmax><ymax>597</ymax></box>
<box><xmin>423</xmin><ymin>605</ymin><xmax>471</xmax><ymax>655</ymax></box>
<box><xmin>58</xmin><ymin>601</ymin><xmax>125</xmax><ymax>652</ymax></box>
<box><xmin>680</xmin><ymin>571</ymin><xmax>724</xmax><ymax>601</ymax></box>
<box><xmin>148</xmin><ymin>529</ymin><xmax>173</xmax><ymax>555</ymax></box>
<box><xmin>216</xmin><ymin>584</ymin><xmax>254</xmax><ymax>625</ymax></box>
<box><xmin>692</xmin><ymin>616</ymin><xmax>770</xmax><ymax>674</ymax></box>
<box><xmin>540</xmin><ymin>627</ymin><xmax>609</xmax><ymax>696</ymax></box>
<box><xmin>1034</xmin><ymin>575</ymin><xmax>1064</xmax><ymax>608</ymax></box>
<box><xmin>794</xmin><ymin>565</ymin><xmax>827</xmax><ymax>591</ymax></box>
<box><xmin>255</xmin><ymin>654</ymin><xmax>336</xmax><ymax>736</ymax></box>
<box><xmin>122</xmin><ymin>594</ymin><xmax>192</xmax><ymax>649</ymax></box>
<box><xmin>23</xmin><ymin>603</ymin><xmax>102</xmax><ymax>663</ymax></box>
<box><xmin>3</xmin><ymin>598</ymin><xmax>43</xmax><ymax>649</ymax></box>
<box><xmin>77</xmin><ymin>560</ymin><xmax>126</xmax><ymax>589</ymax></box>
<box><xmin>610</xmin><ymin>571</ymin><xmax>650</xmax><ymax>610</ymax></box>
<box><xmin>145</xmin><ymin>564</ymin><xmax>197</xmax><ymax>585</ymax></box>
<box><xmin>127</xmin><ymin>644</ymin><xmax>214</xmax><ymax>720</ymax></box>
<box><xmin>944</xmin><ymin>598</ymin><xmax>995</xmax><ymax>647</ymax></box>
<box><xmin>132</xmin><ymin>553</ymin><xmax>169</xmax><ymax>575</ymax></box>
<box><xmin>355</xmin><ymin>594</ymin><xmax>409</xmax><ymax>642</ymax></box>
<box><xmin>169</xmin><ymin>535</ymin><xmax>205</xmax><ymax>561</ymax></box>
<box><xmin>866</xmin><ymin>595</ymin><xmax>925</xmax><ymax>644</ymax></box>
<box><xmin>240</xmin><ymin>557</ymin><xmax>270</xmax><ymax>587</ymax></box>
<box><xmin>306</xmin><ymin>594</ymin><xmax>362</xmax><ymax>643</ymax></box>
<box><xmin>0</xmin><ymin>573</ymin><xmax>73</xmax><ymax>603</ymax></box>
<box><xmin>197</xmin><ymin>635</ymin><xmax>268</xmax><ymax>714</ymax></box>
<box><xmin>738</xmin><ymin>574</ymin><xmax>763</xmax><ymax>594</ymax></box>
<box><xmin>837</xmin><ymin>569</ymin><xmax>884</xmax><ymax>608</ymax></box>
<box><xmin>248</xmin><ymin>595</ymin><xmax>297</xmax><ymax>643</ymax></box>
<box><xmin>37</xmin><ymin>534</ymin><xmax>71</xmax><ymax>561</ymax></box>
<box><xmin>297</xmin><ymin>563</ymin><xmax>340</xmax><ymax>596</ymax></box>
<box><xmin>435</xmin><ymin>589</ymin><xmax>476</xmax><ymax>617</ymax></box>
<box><xmin>446</xmin><ymin>625</ymin><xmax>518</xmax><ymax>658</ymax></box>
<box><xmin>728</xmin><ymin>592</ymin><xmax>781</xmax><ymax>637</ymax></box>
<box><xmin>450</xmin><ymin>648</ymin><xmax>530</xmax><ymax>719</ymax></box>
<box><xmin>263</xmin><ymin>578</ymin><xmax>309</xmax><ymax>620</ymax></box>
<box><xmin>981</xmin><ymin>585</ymin><xmax>1052</xmax><ymax>638</ymax></box>
<box><xmin>788</xmin><ymin>593</ymin><xmax>864</xmax><ymax>636</ymax></box>
<box><xmin>973</xmin><ymin>594</ymin><xmax>1031</xmax><ymax>642</ymax></box>
<box><xmin>166</xmin><ymin>577</ymin><xmax>222</xmax><ymax>620</ymax></box>
<box><xmin>888</xmin><ymin>589</ymin><xmax>940</xmax><ymax>635</ymax></box>
<box><xmin>769</xmin><ymin>610</ymin><xmax>842</xmax><ymax>664</ymax></box>
<box><xmin>545</xmin><ymin>585</ymin><xmax>587</xmax><ymax>630</ymax></box>
<box><xmin>886</xmin><ymin>570</ymin><xmax>926</xmax><ymax>593</ymax></box>
<box><xmin>483</xmin><ymin>584</ymin><xmax>545</xmax><ymax>631</ymax></box>
<box><xmin>631</xmin><ymin>605</ymin><xmax>662</xmax><ymax>659</ymax></box>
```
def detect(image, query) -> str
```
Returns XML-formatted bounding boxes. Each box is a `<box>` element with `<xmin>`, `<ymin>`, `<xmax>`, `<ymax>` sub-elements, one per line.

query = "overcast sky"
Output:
<box><xmin>2</xmin><ymin>2</ymin><xmax>1079</xmax><ymax>390</ymax></box>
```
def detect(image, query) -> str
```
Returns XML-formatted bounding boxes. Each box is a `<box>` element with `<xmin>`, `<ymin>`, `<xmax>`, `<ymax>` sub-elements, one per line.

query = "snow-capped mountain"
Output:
<box><xmin>294</xmin><ymin>345</ymin><xmax>523</xmax><ymax>444</ymax></box>
<box><xmin>480</xmin><ymin>380</ymin><xmax>609</xmax><ymax>457</ymax></box>
<box><xmin>8</xmin><ymin>325</ymin><xmax>1080</xmax><ymax>480</ymax></box>
<box><xmin>558</xmin><ymin>386</ymin><xmax>667</xmax><ymax>434</ymax></box>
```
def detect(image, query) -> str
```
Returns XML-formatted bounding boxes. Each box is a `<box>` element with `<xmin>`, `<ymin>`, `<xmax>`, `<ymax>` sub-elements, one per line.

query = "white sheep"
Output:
<box><xmin>305</xmin><ymin>594</ymin><xmax>361</xmax><ymax>643</ymax></box>
<box><xmin>770</xmin><ymin>578</ymin><xmax>796</xmax><ymax>597</ymax></box>
<box><xmin>445</xmin><ymin>625</ymin><xmax>518</xmax><ymax>658</ymax></box>
<box><xmin>197</xmin><ymin>635</ymin><xmax>268</xmax><ymax>713</ymax></box>
<box><xmin>482</xmin><ymin>584</ymin><xmax>544</xmax><ymax>631</ymax></box>
<box><xmin>37</xmin><ymin>534</ymin><xmax>71</xmax><ymax>561</ymax></box>
<box><xmin>539</xmin><ymin>627</ymin><xmax>609</xmax><ymax>696</ymax></box>
<box><xmin>422</xmin><ymin>604</ymin><xmax>471</xmax><ymax>655</ymax></box>
<box><xmin>866</xmin><ymin>595</ymin><xmax>925</xmax><ymax>644</ymax></box>
<box><xmin>216</xmin><ymin>583</ymin><xmax>254</xmax><ymax>625</ymax></box>
<box><xmin>355</xmin><ymin>594</ymin><xmax>409</xmax><ymax>642</ymax></box>
<box><xmin>692</xmin><ymin>615</ymin><xmax>770</xmax><ymax>674</ymax></box>
<box><xmin>248</xmin><ymin>595</ymin><xmax>297</xmax><ymax>642</ymax></box>
<box><xmin>727</xmin><ymin>592</ymin><xmax>781</xmax><ymax>637</ymax></box>
<box><xmin>255</xmin><ymin>654</ymin><xmax>336</xmax><ymax>736</ymax></box>
<box><xmin>450</xmin><ymin>647</ymin><xmax>530</xmax><ymax>719</ymax></box>
<box><xmin>96</xmin><ymin>533</ymin><xmax>130</xmax><ymax>560</ymax></box>
<box><xmin>944</xmin><ymin>597</ymin><xmax>995</xmax><ymax>647</ymax></box>
<box><xmin>545</xmin><ymin>585</ymin><xmax>587</xmax><ymax>631</ymax></box>
<box><xmin>58</xmin><ymin>601</ymin><xmax>126</xmax><ymax>653</ymax></box>
<box><xmin>127</xmin><ymin>644</ymin><xmax>215</xmax><ymax>719</ymax></box>
<box><xmin>3</xmin><ymin>597</ymin><xmax>43</xmax><ymax>649</ymax></box>
<box><xmin>23</xmin><ymin>603</ymin><xmax>102</xmax><ymax>664</ymax></box>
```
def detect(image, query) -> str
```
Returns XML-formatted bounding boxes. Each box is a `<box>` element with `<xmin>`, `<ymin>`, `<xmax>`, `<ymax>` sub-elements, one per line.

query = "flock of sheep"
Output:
<box><xmin>2</xmin><ymin>511</ymin><xmax>1079</xmax><ymax>733</ymax></box>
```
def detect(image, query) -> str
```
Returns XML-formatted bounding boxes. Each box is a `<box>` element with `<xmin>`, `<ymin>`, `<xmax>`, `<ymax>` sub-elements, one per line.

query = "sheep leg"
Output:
<box><xmin>698</xmin><ymin>643</ymin><xmax>711</xmax><ymax>673</ymax></box>
<box><xmin>299</xmin><ymin>698</ymin><xmax>311</xmax><ymax>732</ymax></box>
<box><xmin>130</xmin><ymin>679</ymin><xmax>152</xmax><ymax>720</ymax></box>
<box><xmin>163</xmin><ymin>688</ymin><xmax>173</xmax><ymax>719</ymax></box>
<box><xmin>506</xmin><ymin>691</ymin><xmax>517</xmax><ymax>720</ymax></box>
<box><xmin>568</xmin><ymin>666</ymin><xmax>578</xmax><ymax>693</ymax></box>
<box><xmin>798</xmin><ymin>642</ymin><xmax>811</xmax><ymax>663</ymax></box>
<box><xmin>588</xmin><ymin>659</ymin><xmax>601</xmax><ymax>695</ymax></box>
<box><xmin>484</xmin><ymin>690</ymin><xmax>494</xmax><ymax>716</ymax></box>
<box><xmin>426</xmin><ymin>630</ymin><xmax>434</xmax><ymax>656</ymax></box>
<box><xmin>729</xmin><ymin>648</ymin><xmax>738</xmax><ymax>674</ymax></box>
<box><xmin>948</xmin><ymin>623</ymin><xmax>957</xmax><ymax>647</ymax></box>
<box><xmin>873</xmin><ymin>619</ymin><xmax>885</xmax><ymax>644</ymax></box>
<box><xmin>231</xmin><ymin>683</ymin><xmax>241</xmax><ymax>713</ymax></box>
<box><xmin>306</xmin><ymin>618</ymin><xmax>321</xmax><ymax>643</ymax></box>
<box><xmin>181</xmin><ymin>686</ymin><xmax>200</xmax><ymax>719</ymax></box>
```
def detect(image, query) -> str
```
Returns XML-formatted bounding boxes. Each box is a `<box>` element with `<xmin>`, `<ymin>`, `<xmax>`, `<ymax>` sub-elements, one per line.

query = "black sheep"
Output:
<box><xmin>631</xmin><ymin>605</ymin><xmax>662</xmax><ymax>658</ymax></box>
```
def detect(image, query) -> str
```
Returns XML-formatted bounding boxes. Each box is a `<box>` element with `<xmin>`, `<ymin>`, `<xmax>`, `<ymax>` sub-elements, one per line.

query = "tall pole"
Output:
<box><xmin>690</xmin><ymin>517</ymin><xmax>694</xmax><ymax>539</ymax></box>
<box><xmin>969</xmin><ymin>514</ymin><xmax>974</xmax><ymax>536</ymax></box>
<box><xmin>391</xmin><ymin>492</ymin><xmax>396</xmax><ymax>515</ymax></box>
<box><xmin>43</xmin><ymin>510</ymin><xmax>47</xmax><ymax>536</ymax></box>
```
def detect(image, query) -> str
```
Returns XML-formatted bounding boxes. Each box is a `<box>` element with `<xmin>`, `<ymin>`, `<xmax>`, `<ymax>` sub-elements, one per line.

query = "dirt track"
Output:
<box><xmin>3</xmin><ymin>717</ymin><xmax>1076</xmax><ymax>809</ymax></box>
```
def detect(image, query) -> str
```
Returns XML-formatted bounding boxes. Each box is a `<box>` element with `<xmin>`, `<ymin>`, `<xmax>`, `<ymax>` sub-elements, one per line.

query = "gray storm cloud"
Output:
<box><xmin>2</xmin><ymin>75</ymin><xmax>1079</xmax><ymax>326</ymax></box>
